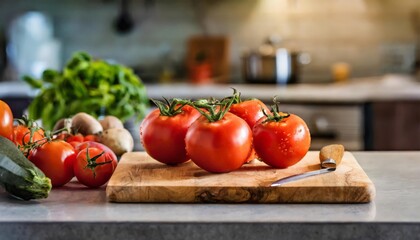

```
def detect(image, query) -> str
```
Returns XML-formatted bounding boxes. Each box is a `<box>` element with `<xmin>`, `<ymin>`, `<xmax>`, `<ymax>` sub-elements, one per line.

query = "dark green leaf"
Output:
<box><xmin>27</xmin><ymin>96</ymin><xmax>42</xmax><ymax>120</ymax></box>
<box><xmin>42</xmin><ymin>69</ymin><xmax>59</xmax><ymax>83</ymax></box>
<box><xmin>22</xmin><ymin>76</ymin><xmax>43</xmax><ymax>89</ymax></box>
<box><xmin>41</xmin><ymin>102</ymin><xmax>54</xmax><ymax>130</ymax></box>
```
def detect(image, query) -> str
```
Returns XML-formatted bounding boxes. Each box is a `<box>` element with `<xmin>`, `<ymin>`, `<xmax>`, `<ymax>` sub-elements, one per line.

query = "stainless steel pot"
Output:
<box><xmin>242</xmin><ymin>38</ymin><xmax>310</xmax><ymax>84</ymax></box>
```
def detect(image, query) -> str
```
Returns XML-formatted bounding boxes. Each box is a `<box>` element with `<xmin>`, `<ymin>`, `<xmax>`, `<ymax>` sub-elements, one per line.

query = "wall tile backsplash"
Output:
<box><xmin>0</xmin><ymin>0</ymin><xmax>419</xmax><ymax>83</ymax></box>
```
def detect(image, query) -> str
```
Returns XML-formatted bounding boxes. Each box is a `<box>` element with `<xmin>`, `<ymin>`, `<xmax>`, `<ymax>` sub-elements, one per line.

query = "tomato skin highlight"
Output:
<box><xmin>253</xmin><ymin>114</ymin><xmax>311</xmax><ymax>169</ymax></box>
<box><xmin>74</xmin><ymin>147</ymin><xmax>116</xmax><ymax>188</ymax></box>
<box><xmin>29</xmin><ymin>141</ymin><xmax>77</xmax><ymax>187</ymax></box>
<box><xmin>0</xmin><ymin>100</ymin><xmax>14</xmax><ymax>142</ymax></box>
<box><xmin>140</xmin><ymin>105</ymin><xmax>200</xmax><ymax>165</ymax></box>
<box><xmin>185</xmin><ymin>112</ymin><xmax>253</xmax><ymax>173</ymax></box>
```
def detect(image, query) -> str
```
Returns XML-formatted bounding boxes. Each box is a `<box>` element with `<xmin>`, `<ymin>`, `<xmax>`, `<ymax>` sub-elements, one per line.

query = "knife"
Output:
<box><xmin>270</xmin><ymin>144</ymin><xmax>345</xmax><ymax>187</ymax></box>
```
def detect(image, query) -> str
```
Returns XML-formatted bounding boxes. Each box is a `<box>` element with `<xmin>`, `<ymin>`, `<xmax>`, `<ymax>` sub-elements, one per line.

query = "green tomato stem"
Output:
<box><xmin>151</xmin><ymin>98</ymin><xmax>191</xmax><ymax>117</ymax></box>
<box><xmin>262</xmin><ymin>102</ymin><xmax>290</xmax><ymax>123</ymax></box>
<box><xmin>190</xmin><ymin>96</ymin><xmax>235</xmax><ymax>122</ymax></box>
<box><xmin>84</xmin><ymin>148</ymin><xmax>112</xmax><ymax>179</ymax></box>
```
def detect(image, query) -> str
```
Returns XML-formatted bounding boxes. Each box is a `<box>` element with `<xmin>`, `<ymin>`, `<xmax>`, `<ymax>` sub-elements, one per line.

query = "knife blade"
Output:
<box><xmin>270</xmin><ymin>144</ymin><xmax>345</xmax><ymax>187</ymax></box>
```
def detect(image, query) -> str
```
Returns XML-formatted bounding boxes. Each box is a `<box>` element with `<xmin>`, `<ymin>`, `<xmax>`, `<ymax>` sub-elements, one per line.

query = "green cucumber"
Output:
<box><xmin>0</xmin><ymin>136</ymin><xmax>51</xmax><ymax>200</ymax></box>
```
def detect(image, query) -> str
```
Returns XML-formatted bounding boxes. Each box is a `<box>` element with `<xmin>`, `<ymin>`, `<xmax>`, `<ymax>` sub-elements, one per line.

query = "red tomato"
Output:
<box><xmin>229</xmin><ymin>98</ymin><xmax>270</xmax><ymax>162</ymax></box>
<box><xmin>74</xmin><ymin>147</ymin><xmax>116</xmax><ymax>188</ymax></box>
<box><xmin>253</xmin><ymin>113</ymin><xmax>311</xmax><ymax>168</ymax></box>
<box><xmin>29</xmin><ymin>141</ymin><xmax>76</xmax><ymax>187</ymax></box>
<box><xmin>83</xmin><ymin>134</ymin><xmax>98</xmax><ymax>142</ymax></box>
<box><xmin>229</xmin><ymin>99</ymin><xmax>270</xmax><ymax>129</ymax></box>
<box><xmin>140</xmin><ymin>104</ymin><xmax>201</xmax><ymax>165</ymax></box>
<box><xmin>66</xmin><ymin>133</ymin><xmax>84</xmax><ymax>143</ymax></box>
<box><xmin>68</xmin><ymin>141</ymin><xmax>82</xmax><ymax>149</ymax></box>
<box><xmin>74</xmin><ymin>141</ymin><xmax>118</xmax><ymax>166</ymax></box>
<box><xmin>0</xmin><ymin>100</ymin><xmax>14</xmax><ymax>141</ymax></box>
<box><xmin>13</xmin><ymin>125</ymin><xmax>45</xmax><ymax>147</ymax></box>
<box><xmin>185</xmin><ymin>112</ymin><xmax>253</xmax><ymax>173</ymax></box>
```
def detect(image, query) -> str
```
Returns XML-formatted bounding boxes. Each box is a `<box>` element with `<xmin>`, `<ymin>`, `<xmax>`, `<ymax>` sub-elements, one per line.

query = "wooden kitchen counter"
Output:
<box><xmin>1</xmin><ymin>151</ymin><xmax>420</xmax><ymax>240</ymax></box>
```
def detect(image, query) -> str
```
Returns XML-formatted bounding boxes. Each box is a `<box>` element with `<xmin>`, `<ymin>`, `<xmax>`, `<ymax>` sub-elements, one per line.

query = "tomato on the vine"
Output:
<box><xmin>185</xmin><ymin>99</ymin><xmax>253</xmax><ymax>173</ymax></box>
<box><xmin>228</xmin><ymin>89</ymin><xmax>270</xmax><ymax>162</ymax></box>
<box><xmin>253</xmin><ymin>107</ymin><xmax>311</xmax><ymax>169</ymax></box>
<box><xmin>13</xmin><ymin>120</ymin><xmax>45</xmax><ymax>147</ymax></box>
<box><xmin>229</xmin><ymin>92</ymin><xmax>270</xmax><ymax>129</ymax></box>
<box><xmin>140</xmin><ymin>99</ymin><xmax>201</xmax><ymax>165</ymax></box>
<box><xmin>29</xmin><ymin>140</ymin><xmax>76</xmax><ymax>187</ymax></box>
<box><xmin>74</xmin><ymin>147</ymin><xmax>116</xmax><ymax>188</ymax></box>
<box><xmin>0</xmin><ymin>100</ymin><xmax>14</xmax><ymax>141</ymax></box>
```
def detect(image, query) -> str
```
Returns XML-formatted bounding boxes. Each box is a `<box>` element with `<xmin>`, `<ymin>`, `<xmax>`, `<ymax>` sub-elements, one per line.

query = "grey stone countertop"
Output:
<box><xmin>1</xmin><ymin>151</ymin><xmax>420</xmax><ymax>240</ymax></box>
<box><xmin>1</xmin><ymin>74</ymin><xmax>420</xmax><ymax>103</ymax></box>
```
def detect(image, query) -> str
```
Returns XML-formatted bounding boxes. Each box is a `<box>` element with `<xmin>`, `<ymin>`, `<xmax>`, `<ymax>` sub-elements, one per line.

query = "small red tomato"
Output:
<box><xmin>83</xmin><ymin>134</ymin><xmax>98</xmax><ymax>142</ymax></box>
<box><xmin>253</xmin><ymin>112</ymin><xmax>311</xmax><ymax>168</ymax></box>
<box><xmin>66</xmin><ymin>133</ymin><xmax>84</xmax><ymax>143</ymax></box>
<box><xmin>13</xmin><ymin>124</ymin><xmax>45</xmax><ymax>147</ymax></box>
<box><xmin>74</xmin><ymin>147</ymin><xmax>116</xmax><ymax>188</ymax></box>
<box><xmin>29</xmin><ymin>140</ymin><xmax>76</xmax><ymax>187</ymax></box>
<box><xmin>68</xmin><ymin>141</ymin><xmax>82</xmax><ymax>149</ymax></box>
<box><xmin>140</xmin><ymin>101</ymin><xmax>200</xmax><ymax>165</ymax></box>
<box><xmin>185</xmin><ymin>112</ymin><xmax>253</xmax><ymax>173</ymax></box>
<box><xmin>0</xmin><ymin>100</ymin><xmax>14</xmax><ymax>142</ymax></box>
<box><xmin>75</xmin><ymin>141</ymin><xmax>118</xmax><ymax>167</ymax></box>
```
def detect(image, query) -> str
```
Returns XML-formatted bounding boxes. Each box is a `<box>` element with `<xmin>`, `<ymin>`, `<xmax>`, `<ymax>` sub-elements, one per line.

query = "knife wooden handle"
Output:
<box><xmin>319</xmin><ymin>144</ymin><xmax>345</xmax><ymax>166</ymax></box>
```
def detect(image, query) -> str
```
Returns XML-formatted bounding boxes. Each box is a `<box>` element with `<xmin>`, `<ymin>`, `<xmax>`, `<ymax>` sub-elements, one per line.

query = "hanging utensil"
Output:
<box><xmin>114</xmin><ymin>0</ymin><xmax>134</xmax><ymax>34</ymax></box>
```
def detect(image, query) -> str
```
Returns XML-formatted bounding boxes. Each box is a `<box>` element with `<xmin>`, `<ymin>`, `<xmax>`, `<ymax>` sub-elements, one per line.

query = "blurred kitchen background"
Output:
<box><xmin>1</xmin><ymin>0</ymin><xmax>419</xmax><ymax>82</ymax></box>
<box><xmin>1</xmin><ymin>0</ymin><xmax>420</xmax><ymax>151</ymax></box>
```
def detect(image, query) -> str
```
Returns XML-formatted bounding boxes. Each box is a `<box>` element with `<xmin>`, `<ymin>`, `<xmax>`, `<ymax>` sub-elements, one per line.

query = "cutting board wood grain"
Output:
<box><xmin>106</xmin><ymin>151</ymin><xmax>375</xmax><ymax>203</ymax></box>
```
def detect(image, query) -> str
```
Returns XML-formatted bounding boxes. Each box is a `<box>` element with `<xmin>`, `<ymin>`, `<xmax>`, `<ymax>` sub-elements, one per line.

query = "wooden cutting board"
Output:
<box><xmin>106</xmin><ymin>151</ymin><xmax>375</xmax><ymax>203</ymax></box>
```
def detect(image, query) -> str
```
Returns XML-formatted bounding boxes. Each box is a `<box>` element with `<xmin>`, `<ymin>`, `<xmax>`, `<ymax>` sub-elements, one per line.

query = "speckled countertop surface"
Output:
<box><xmin>1</xmin><ymin>151</ymin><xmax>420</xmax><ymax>240</ymax></box>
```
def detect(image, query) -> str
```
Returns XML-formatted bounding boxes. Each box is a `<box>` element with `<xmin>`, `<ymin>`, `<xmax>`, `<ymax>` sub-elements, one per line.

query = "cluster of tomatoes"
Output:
<box><xmin>140</xmin><ymin>90</ymin><xmax>311</xmax><ymax>173</ymax></box>
<box><xmin>0</xmin><ymin>100</ymin><xmax>117</xmax><ymax>188</ymax></box>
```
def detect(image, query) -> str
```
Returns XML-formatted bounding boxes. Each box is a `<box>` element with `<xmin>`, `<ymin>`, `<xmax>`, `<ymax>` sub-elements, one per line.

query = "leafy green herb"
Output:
<box><xmin>24</xmin><ymin>52</ymin><xmax>148</xmax><ymax>130</ymax></box>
